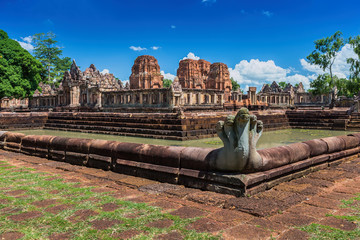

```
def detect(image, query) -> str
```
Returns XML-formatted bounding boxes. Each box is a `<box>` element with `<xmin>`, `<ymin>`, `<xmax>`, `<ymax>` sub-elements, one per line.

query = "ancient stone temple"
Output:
<box><xmin>206</xmin><ymin>63</ymin><xmax>232</xmax><ymax>101</ymax></box>
<box><xmin>129</xmin><ymin>55</ymin><xmax>163</xmax><ymax>89</ymax></box>
<box><xmin>21</xmin><ymin>55</ymin><xmax>315</xmax><ymax>112</ymax></box>
<box><xmin>257</xmin><ymin>81</ymin><xmax>311</xmax><ymax>106</ymax></box>
<box><xmin>177</xmin><ymin>59</ymin><xmax>211</xmax><ymax>89</ymax></box>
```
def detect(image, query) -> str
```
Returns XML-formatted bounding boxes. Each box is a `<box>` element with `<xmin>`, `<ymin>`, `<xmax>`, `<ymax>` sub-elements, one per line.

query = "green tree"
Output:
<box><xmin>309</xmin><ymin>74</ymin><xmax>332</xmax><ymax>96</ymax></box>
<box><xmin>306</xmin><ymin>31</ymin><xmax>344</xmax><ymax>106</ymax></box>
<box><xmin>230</xmin><ymin>77</ymin><xmax>240</xmax><ymax>91</ymax></box>
<box><xmin>347</xmin><ymin>36</ymin><xmax>360</xmax><ymax>85</ymax></box>
<box><xmin>0</xmin><ymin>29</ymin><xmax>44</xmax><ymax>99</ymax></box>
<box><xmin>32</xmin><ymin>32</ymin><xmax>71</xmax><ymax>83</ymax></box>
<box><xmin>345</xmin><ymin>35</ymin><xmax>360</xmax><ymax>97</ymax></box>
<box><xmin>278</xmin><ymin>81</ymin><xmax>287</xmax><ymax>90</ymax></box>
<box><xmin>53</xmin><ymin>56</ymin><xmax>71</xmax><ymax>82</ymax></box>
<box><xmin>163</xmin><ymin>78</ymin><xmax>172</xmax><ymax>88</ymax></box>
<box><xmin>307</xmin><ymin>31</ymin><xmax>344</xmax><ymax>82</ymax></box>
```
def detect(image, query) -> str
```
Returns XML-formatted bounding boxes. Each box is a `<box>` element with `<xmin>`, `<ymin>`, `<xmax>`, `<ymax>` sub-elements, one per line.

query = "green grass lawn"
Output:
<box><xmin>0</xmin><ymin>161</ymin><xmax>220</xmax><ymax>240</ymax></box>
<box><xmin>301</xmin><ymin>193</ymin><xmax>360</xmax><ymax>240</ymax></box>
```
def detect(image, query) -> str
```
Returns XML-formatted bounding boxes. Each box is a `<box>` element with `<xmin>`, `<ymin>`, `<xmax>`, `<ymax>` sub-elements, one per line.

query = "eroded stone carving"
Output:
<box><xmin>211</xmin><ymin>107</ymin><xmax>263</xmax><ymax>171</ymax></box>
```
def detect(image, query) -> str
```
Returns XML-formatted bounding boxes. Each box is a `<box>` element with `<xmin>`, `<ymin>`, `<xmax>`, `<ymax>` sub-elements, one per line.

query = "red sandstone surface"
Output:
<box><xmin>129</xmin><ymin>55</ymin><xmax>163</xmax><ymax>89</ymax></box>
<box><xmin>0</xmin><ymin>149</ymin><xmax>359</xmax><ymax>239</ymax></box>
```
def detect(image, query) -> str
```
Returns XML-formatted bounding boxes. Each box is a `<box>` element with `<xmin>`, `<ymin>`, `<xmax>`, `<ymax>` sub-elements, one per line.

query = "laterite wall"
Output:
<box><xmin>1</xmin><ymin>131</ymin><xmax>359</xmax><ymax>196</ymax></box>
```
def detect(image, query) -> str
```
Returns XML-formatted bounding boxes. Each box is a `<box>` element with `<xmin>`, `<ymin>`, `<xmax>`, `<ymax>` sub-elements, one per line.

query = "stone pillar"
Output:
<box><xmin>131</xmin><ymin>93</ymin><xmax>135</xmax><ymax>104</ymax></box>
<box><xmin>149</xmin><ymin>93</ymin><xmax>153</xmax><ymax>105</ymax></box>
<box><xmin>86</xmin><ymin>89</ymin><xmax>90</xmax><ymax>105</ymax></box>
<box><xmin>97</xmin><ymin>92</ymin><xmax>102</xmax><ymax>107</ymax></box>
<box><xmin>159</xmin><ymin>92</ymin><xmax>162</xmax><ymax>104</ymax></box>
<box><xmin>139</xmin><ymin>93</ymin><xmax>143</xmax><ymax>104</ymax></box>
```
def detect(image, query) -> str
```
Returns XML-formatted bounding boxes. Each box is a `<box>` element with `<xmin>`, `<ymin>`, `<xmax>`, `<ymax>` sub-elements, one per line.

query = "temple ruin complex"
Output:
<box><xmin>0</xmin><ymin>55</ymin><xmax>333</xmax><ymax>111</ymax></box>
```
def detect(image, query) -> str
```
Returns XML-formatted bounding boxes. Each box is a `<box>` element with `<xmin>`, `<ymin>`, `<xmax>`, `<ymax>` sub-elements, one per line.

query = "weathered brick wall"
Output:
<box><xmin>0</xmin><ymin>112</ymin><xmax>48</xmax><ymax>130</ymax></box>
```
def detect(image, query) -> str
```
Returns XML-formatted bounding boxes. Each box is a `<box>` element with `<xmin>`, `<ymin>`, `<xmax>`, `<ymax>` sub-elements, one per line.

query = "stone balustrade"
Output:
<box><xmin>1</xmin><ymin>130</ymin><xmax>359</xmax><ymax>196</ymax></box>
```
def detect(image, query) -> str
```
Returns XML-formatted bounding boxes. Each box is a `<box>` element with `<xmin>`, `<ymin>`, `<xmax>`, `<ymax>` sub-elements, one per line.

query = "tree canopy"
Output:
<box><xmin>230</xmin><ymin>77</ymin><xmax>240</xmax><ymax>91</ymax></box>
<box><xmin>306</xmin><ymin>31</ymin><xmax>344</xmax><ymax>80</ymax></box>
<box><xmin>32</xmin><ymin>32</ymin><xmax>71</xmax><ymax>83</ymax></box>
<box><xmin>0</xmin><ymin>29</ymin><xmax>44</xmax><ymax>99</ymax></box>
<box><xmin>163</xmin><ymin>78</ymin><xmax>172</xmax><ymax>88</ymax></box>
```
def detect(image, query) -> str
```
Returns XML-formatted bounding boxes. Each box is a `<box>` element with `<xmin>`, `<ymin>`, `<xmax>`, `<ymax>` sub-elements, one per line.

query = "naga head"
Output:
<box><xmin>235</xmin><ymin>107</ymin><xmax>250</xmax><ymax>125</ymax></box>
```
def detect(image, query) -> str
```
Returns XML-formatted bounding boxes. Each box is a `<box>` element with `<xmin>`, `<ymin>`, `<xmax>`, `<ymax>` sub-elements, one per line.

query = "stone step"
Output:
<box><xmin>46</xmin><ymin>119</ymin><xmax>186</xmax><ymax>131</ymax></box>
<box><xmin>44</xmin><ymin>123</ymin><xmax>218</xmax><ymax>138</ymax></box>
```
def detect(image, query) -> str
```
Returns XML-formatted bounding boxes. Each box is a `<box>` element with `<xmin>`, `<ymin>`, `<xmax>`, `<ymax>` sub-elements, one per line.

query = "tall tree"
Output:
<box><xmin>278</xmin><ymin>81</ymin><xmax>287</xmax><ymax>90</ymax></box>
<box><xmin>306</xmin><ymin>31</ymin><xmax>344</xmax><ymax>107</ymax></box>
<box><xmin>163</xmin><ymin>78</ymin><xmax>172</xmax><ymax>88</ymax></box>
<box><xmin>230</xmin><ymin>77</ymin><xmax>240</xmax><ymax>91</ymax></box>
<box><xmin>307</xmin><ymin>31</ymin><xmax>344</xmax><ymax>81</ymax></box>
<box><xmin>32</xmin><ymin>32</ymin><xmax>71</xmax><ymax>83</ymax></box>
<box><xmin>309</xmin><ymin>74</ymin><xmax>332</xmax><ymax>96</ymax></box>
<box><xmin>0</xmin><ymin>29</ymin><xmax>44</xmax><ymax>99</ymax></box>
<box><xmin>347</xmin><ymin>36</ymin><xmax>360</xmax><ymax>80</ymax></box>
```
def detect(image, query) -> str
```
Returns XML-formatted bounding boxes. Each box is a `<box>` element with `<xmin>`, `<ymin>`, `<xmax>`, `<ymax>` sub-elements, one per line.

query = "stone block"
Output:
<box><xmin>284</xmin><ymin>142</ymin><xmax>311</xmax><ymax>163</ymax></box>
<box><xmin>320</xmin><ymin>136</ymin><xmax>345</xmax><ymax>153</ymax></box>
<box><xmin>303</xmin><ymin>139</ymin><xmax>328</xmax><ymax>156</ymax></box>
<box><xmin>180</xmin><ymin>147</ymin><xmax>214</xmax><ymax>171</ymax></box>
<box><xmin>338</xmin><ymin>135</ymin><xmax>360</xmax><ymax>149</ymax></box>
<box><xmin>259</xmin><ymin>146</ymin><xmax>291</xmax><ymax>170</ymax></box>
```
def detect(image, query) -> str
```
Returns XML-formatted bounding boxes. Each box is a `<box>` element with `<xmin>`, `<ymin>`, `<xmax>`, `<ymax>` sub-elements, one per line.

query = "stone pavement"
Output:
<box><xmin>0</xmin><ymin>149</ymin><xmax>359</xmax><ymax>239</ymax></box>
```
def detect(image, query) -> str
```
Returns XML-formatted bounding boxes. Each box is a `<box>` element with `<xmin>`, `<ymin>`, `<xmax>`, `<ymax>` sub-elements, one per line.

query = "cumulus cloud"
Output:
<box><xmin>171</xmin><ymin>25</ymin><xmax>176</xmax><ymax>29</ymax></box>
<box><xmin>15</xmin><ymin>35</ymin><xmax>34</xmax><ymax>51</ymax></box>
<box><xmin>262</xmin><ymin>10</ymin><xmax>273</xmax><ymax>17</ymax></box>
<box><xmin>160</xmin><ymin>71</ymin><xmax>176</xmax><ymax>80</ymax></box>
<box><xmin>182</xmin><ymin>52</ymin><xmax>200</xmax><ymax>61</ymax></box>
<box><xmin>129</xmin><ymin>46</ymin><xmax>147</xmax><ymax>51</ymax></box>
<box><xmin>151</xmin><ymin>46</ymin><xmax>160</xmax><ymax>50</ymax></box>
<box><xmin>300</xmin><ymin>43</ymin><xmax>358</xmax><ymax>79</ymax></box>
<box><xmin>101</xmin><ymin>69</ymin><xmax>109</xmax><ymax>74</ymax></box>
<box><xmin>229</xmin><ymin>59</ymin><xmax>312</xmax><ymax>89</ymax></box>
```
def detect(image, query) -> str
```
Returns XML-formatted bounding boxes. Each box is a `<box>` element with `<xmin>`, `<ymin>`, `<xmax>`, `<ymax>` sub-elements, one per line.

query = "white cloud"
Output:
<box><xmin>151</xmin><ymin>46</ymin><xmax>160</xmax><ymax>50</ymax></box>
<box><xmin>160</xmin><ymin>71</ymin><xmax>176</xmax><ymax>80</ymax></box>
<box><xmin>202</xmin><ymin>0</ymin><xmax>216</xmax><ymax>5</ymax></box>
<box><xmin>229</xmin><ymin>59</ymin><xmax>312</xmax><ymax>89</ymax></box>
<box><xmin>182</xmin><ymin>52</ymin><xmax>200</xmax><ymax>61</ymax></box>
<box><xmin>262</xmin><ymin>10</ymin><xmax>273</xmax><ymax>17</ymax></box>
<box><xmin>21</xmin><ymin>36</ymin><xmax>32</xmax><ymax>43</ymax></box>
<box><xmin>101</xmin><ymin>69</ymin><xmax>109</xmax><ymax>74</ymax></box>
<box><xmin>171</xmin><ymin>25</ymin><xmax>176</xmax><ymax>29</ymax></box>
<box><xmin>284</xmin><ymin>74</ymin><xmax>311</xmax><ymax>89</ymax></box>
<box><xmin>16</xmin><ymin>35</ymin><xmax>34</xmax><ymax>51</ymax></box>
<box><xmin>300</xmin><ymin>44</ymin><xmax>359</xmax><ymax>79</ymax></box>
<box><xmin>129</xmin><ymin>46</ymin><xmax>147</xmax><ymax>51</ymax></box>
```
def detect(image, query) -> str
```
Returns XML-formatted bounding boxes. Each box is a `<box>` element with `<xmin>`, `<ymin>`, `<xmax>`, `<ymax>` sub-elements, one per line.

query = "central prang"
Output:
<box><xmin>211</xmin><ymin>107</ymin><xmax>263</xmax><ymax>172</ymax></box>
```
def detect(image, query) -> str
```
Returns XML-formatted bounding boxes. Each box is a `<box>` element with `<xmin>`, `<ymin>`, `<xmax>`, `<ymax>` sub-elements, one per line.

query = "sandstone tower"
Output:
<box><xmin>177</xmin><ymin>59</ymin><xmax>211</xmax><ymax>89</ymax></box>
<box><xmin>129</xmin><ymin>55</ymin><xmax>163</xmax><ymax>89</ymax></box>
<box><xmin>206</xmin><ymin>63</ymin><xmax>232</xmax><ymax>100</ymax></box>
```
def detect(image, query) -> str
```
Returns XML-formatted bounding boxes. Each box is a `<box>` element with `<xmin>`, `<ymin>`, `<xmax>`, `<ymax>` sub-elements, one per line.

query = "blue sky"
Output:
<box><xmin>1</xmin><ymin>0</ymin><xmax>360</xmax><ymax>90</ymax></box>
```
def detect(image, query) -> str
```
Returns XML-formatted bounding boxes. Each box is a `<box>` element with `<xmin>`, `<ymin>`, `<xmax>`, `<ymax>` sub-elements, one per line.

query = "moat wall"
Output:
<box><xmin>1</xmin><ymin>131</ymin><xmax>359</xmax><ymax>196</ymax></box>
<box><xmin>0</xmin><ymin>112</ymin><xmax>48</xmax><ymax>130</ymax></box>
<box><xmin>0</xmin><ymin>110</ymin><xmax>352</xmax><ymax>140</ymax></box>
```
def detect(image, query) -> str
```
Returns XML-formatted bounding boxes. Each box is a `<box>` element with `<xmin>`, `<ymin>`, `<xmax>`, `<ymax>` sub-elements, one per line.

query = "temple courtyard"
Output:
<box><xmin>0</xmin><ymin>149</ymin><xmax>359</xmax><ymax>240</ymax></box>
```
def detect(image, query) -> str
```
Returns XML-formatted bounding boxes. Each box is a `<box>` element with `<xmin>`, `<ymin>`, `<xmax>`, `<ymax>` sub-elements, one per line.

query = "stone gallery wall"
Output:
<box><xmin>0</xmin><ymin>110</ymin><xmax>351</xmax><ymax>139</ymax></box>
<box><xmin>0</xmin><ymin>112</ymin><xmax>48</xmax><ymax>130</ymax></box>
<box><xmin>1</xmin><ymin>131</ymin><xmax>359</xmax><ymax>196</ymax></box>
<box><xmin>43</xmin><ymin>111</ymin><xmax>291</xmax><ymax>140</ymax></box>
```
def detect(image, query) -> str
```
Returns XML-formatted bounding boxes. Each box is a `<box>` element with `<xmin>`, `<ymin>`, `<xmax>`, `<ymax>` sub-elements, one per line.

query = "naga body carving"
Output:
<box><xmin>211</xmin><ymin>108</ymin><xmax>263</xmax><ymax>172</ymax></box>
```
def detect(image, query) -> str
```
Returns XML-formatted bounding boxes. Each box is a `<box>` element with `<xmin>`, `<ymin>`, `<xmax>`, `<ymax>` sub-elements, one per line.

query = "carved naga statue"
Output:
<box><xmin>210</xmin><ymin>107</ymin><xmax>263</xmax><ymax>172</ymax></box>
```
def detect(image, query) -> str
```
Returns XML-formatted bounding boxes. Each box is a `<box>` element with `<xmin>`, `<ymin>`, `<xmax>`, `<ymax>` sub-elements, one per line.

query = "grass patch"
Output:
<box><xmin>0</xmin><ymin>163</ymin><xmax>220</xmax><ymax>239</ymax></box>
<box><xmin>301</xmin><ymin>193</ymin><xmax>360</xmax><ymax>240</ymax></box>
